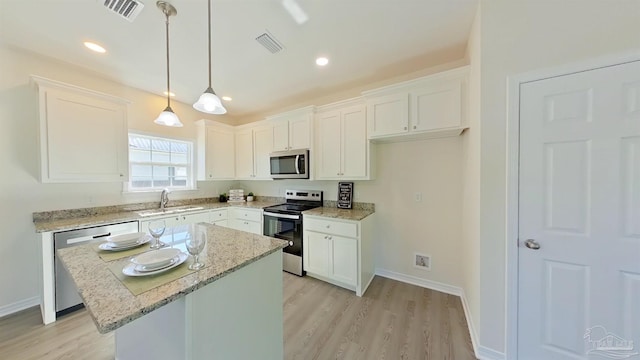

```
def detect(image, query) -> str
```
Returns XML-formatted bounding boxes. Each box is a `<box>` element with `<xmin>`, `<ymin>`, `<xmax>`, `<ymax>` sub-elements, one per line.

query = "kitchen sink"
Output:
<box><xmin>137</xmin><ymin>206</ymin><xmax>205</xmax><ymax>217</ymax></box>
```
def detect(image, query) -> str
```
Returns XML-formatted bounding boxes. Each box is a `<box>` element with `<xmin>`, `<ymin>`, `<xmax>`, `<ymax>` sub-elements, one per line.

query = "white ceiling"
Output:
<box><xmin>0</xmin><ymin>0</ymin><xmax>477</xmax><ymax>120</ymax></box>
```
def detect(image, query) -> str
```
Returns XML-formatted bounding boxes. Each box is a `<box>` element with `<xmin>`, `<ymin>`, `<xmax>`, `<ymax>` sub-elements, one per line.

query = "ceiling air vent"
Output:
<box><xmin>101</xmin><ymin>0</ymin><xmax>145</xmax><ymax>22</ymax></box>
<box><xmin>255</xmin><ymin>31</ymin><xmax>284</xmax><ymax>54</ymax></box>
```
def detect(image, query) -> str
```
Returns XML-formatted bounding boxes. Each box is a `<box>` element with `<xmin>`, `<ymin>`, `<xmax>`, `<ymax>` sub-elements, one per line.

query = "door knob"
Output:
<box><xmin>524</xmin><ymin>239</ymin><xmax>541</xmax><ymax>250</ymax></box>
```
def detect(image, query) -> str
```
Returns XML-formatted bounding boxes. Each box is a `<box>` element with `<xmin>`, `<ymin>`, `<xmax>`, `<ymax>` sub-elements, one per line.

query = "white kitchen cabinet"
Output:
<box><xmin>268</xmin><ymin>106</ymin><xmax>314</xmax><ymax>152</ymax></box>
<box><xmin>303</xmin><ymin>214</ymin><xmax>374</xmax><ymax>296</ymax></box>
<box><xmin>315</xmin><ymin>100</ymin><xmax>371</xmax><ymax>180</ymax></box>
<box><xmin>196</xmin><ymin>120</ymin><xmax>235</xmax><ymax>180</ymax></box>
<box><xmin>228</xmin><ymin>207</ymin><xmax>263</xmax><ymax>235</ymax></box>
<box><xmin>32</xmin><ymin>76</ymin><xmax>129</xmax><ymax>183</ymax></box>
<box><xmin>363</xmin><ymin>66</ymin><xmax>468</xmax><ymax>142</ymax></box>
<box><xmin>209</xmin><ymin>208</ymin><xmax>229</xmax><ymax>227</ymax></box>
<box><xmin>139</xmin><ymin>211</ymin><xmax>211</xmax><ymax>231</ymax></box>
<box><xmin>235</xmin><ymin>125</ymin><xmax>273</xmax><ymax>180</ymax></box>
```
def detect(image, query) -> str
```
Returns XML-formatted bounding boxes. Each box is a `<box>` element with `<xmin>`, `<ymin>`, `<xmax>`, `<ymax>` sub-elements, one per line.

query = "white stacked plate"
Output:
<box><xmin>123</xmin><ymin>248</ymin><xmax>187</xmax><ymax>277</ymax></box>
<box><xmin>99</xmin><ymin>232</ymin><xmax>151</xmax><ymax>251</ymax></box>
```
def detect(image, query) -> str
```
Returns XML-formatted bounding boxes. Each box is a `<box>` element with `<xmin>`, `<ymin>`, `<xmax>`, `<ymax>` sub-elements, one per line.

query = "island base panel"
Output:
<box><xmin>115</xmin><ymin>250</ymin><xmax>284</xmax><ymax>360</ymax></box>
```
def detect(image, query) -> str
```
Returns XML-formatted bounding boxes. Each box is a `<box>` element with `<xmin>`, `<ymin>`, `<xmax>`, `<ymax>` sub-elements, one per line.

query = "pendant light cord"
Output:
<box><xmin>165</xmin><ymin>11</ymin><xmax>171</xmax><ymax>108</ymax></box>
<box><xmin>207</xmin><ymin>0</ymin><xmax>212</xmax><ymax>89</ymax></box>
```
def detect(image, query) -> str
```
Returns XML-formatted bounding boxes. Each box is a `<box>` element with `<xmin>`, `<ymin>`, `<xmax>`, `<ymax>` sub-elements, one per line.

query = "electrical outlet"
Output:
<box><xmin>414</xmin><ymin>253</ymin><xmax>431</xmax><ymax>271</ymax></box>
<box><xmin>414</xmin><ymin>192</ymin><xmax>422</xmax><ymax>202</ymax></box>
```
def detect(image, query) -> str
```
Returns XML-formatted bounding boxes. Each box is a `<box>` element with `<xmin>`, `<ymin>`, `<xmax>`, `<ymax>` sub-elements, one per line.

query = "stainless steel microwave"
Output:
<box><xmin>270</xmin><ymin>149</ymin><xmax>309</xmax><ymax>179</ymax></box>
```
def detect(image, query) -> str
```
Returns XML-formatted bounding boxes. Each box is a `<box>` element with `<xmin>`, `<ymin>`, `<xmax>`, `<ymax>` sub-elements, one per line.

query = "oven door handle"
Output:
<box><xmin>264</xmin><ymin>212</ymin><xmax>300</xmax><ymax>220</ymax></box>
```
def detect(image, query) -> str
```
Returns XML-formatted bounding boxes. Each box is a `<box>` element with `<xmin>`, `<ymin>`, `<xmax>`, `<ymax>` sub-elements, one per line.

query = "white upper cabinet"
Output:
<box><xmin>366</xmin><ymin>93</ymin><xmax>409</xmax><ymax>137</ymax></box>
<box><xmin>315</xmin><ymin>99</ymin><xmax>371</xmax><ymax>180</ymax></box>
<box><xmin>363</xmin><ymin>66</ymin><xmax>468</xmax><ymax>142</ymax></box>
<box><xmin>32</xmin><ymin>76</ymin><xmax>129</xmax><ymax>183</ymax></box>
<box><xmin>196</xmin><ymin>120</ymin><xmax>235</xmax><ymax>181</ymax></box>
<box><xmin>235</xmin><ymin>129</ymin><xmax>254</xmax><ymax>179</ymax></box>
<box><xmin>267</xmin><ymin>106</ymin><xmax>314</xmax><ymax>152</ymax></box>
<box><xmin>235</xmin><ymin>124</ymin><xmax>273</xmax><ymax>180</ymax></box>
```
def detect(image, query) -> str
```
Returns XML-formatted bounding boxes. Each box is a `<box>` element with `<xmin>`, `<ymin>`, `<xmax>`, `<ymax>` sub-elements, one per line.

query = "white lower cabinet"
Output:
<box><xmin>303</xmin><ymin>214</ymin><xmax>374</xmax><ymax>296</ymax></box>
<box><xmin>228</xmin><ymin>208</ymin><xmax>263</xmax><ymax>235</ymax></box>
<box><xmin>210</xmin><ymin>208</ymin><xmax>229</xmax><ymax>227</ymax></box>
<box><xmin>139</xmin><ymin>211</ymin><xmax>212</xmax><ymax>231</ymax></box>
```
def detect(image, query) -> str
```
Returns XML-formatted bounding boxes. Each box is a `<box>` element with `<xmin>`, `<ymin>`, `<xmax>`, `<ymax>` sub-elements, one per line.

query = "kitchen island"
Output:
<box><xmin>57</xmin><ymin>223</ymin><xmax>288</xmax><ymax>360</ymax></box>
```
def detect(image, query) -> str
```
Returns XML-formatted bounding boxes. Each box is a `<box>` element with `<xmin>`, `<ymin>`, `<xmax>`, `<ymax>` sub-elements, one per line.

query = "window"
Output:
<box><xmin>127</xmin><ymin>133</ymin><xmax>195</xmax><ymax>191</ymax></box>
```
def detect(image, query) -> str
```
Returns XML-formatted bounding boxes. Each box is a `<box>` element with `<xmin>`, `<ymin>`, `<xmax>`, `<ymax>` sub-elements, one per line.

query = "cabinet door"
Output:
<box><xmin>212</xmin><ymin>219</ymin><xmax>229</xmax><ymax>228</ymax></box>
<box><xmin>289</xmin><ymin>116</ymin><xmax>311</xmax><ymax>150</ymax></box>
<box><xmin>341</xmin><ymin>106</ymin><xmax>367</xmax><ymax>178</ymax></box>
<box><xmin>182</xmin><ymin>212</ymin><xmax>211</xmax><ymax>225</ymax></box>
<box><xmin>229</xmin><ymin>219</ymin><xmax>262</xmax><ymax>235</ymax></box>
<box><xmin>41</xmin><ymin>86</ymin><xmax>128</xmax><ymax>182</ymax></box>
<box><xmin>272</xmin><ymin>121</ymin><xmax>289</xmax><ymax>152</ymax></box>
<box><xmin>330</xmin><ymin>235</ymin><xmax>357</xmax><ymax>286</ymax></box>
<box><xmin>235</xmin><ymin>129</ymin><xmax>254</xmax><ymax>179</ymax></box>
<box><xmin>411</xmin><ymin>81</ymin><xmax>461</xmax><ymax>132</ymax></box>
<box><xmin>304</xmin><ymin>231</ymin><xmax>330</xmax><ymax>276</ymax></box>
<box><xmin>204</xmin><ymin>127</ymin><xmax>235</xmax><ymax>180</ymax></box>
<box><xmin>253</xmin><ymin>125</ymin><xmax>274</xmax><ymax>179</ymax></box>
<box><xmin>366</xmin><ymin>92</ymin><xmax>408</xmax><ymax>138</ymax></box>
<box><xmin>315</xmin><ymin>111</ymin><xmax>342</xmax><ymax>179</ymax></box>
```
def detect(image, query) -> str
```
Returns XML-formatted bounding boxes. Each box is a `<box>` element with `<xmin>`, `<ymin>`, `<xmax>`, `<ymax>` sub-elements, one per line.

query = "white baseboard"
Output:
<box><xmin>375</xmin><ymin>268</ymin><xmax>462</xmax><ymax>296</ymax></box>
<box><xmin>0</xmin><ymin>296</ymin><xmax>40</xmax><ymax>318</ymax></box>
<box><xmin>374</xmin><ymin>268</ymin><xmax>506</xmax><ymax>360</ymax></box>
<box><xmin>477</xmin><ymin>345</ymin><xmax>506</xmax><ymax>360</ymax></box>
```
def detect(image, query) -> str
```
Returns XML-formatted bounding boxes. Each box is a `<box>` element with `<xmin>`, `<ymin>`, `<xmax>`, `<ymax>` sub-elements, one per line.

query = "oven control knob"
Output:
<box><xmin>289</xmin><ymin>241</ymin><xmax>294</xmax><ymax>246</ymax></box>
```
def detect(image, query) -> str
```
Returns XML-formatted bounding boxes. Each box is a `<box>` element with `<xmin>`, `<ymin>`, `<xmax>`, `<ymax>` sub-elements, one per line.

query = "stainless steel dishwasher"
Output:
<box><xmin>54</xmin><ymin>221</ymin><xmax>139</xmax><ymax>316</ymax></box>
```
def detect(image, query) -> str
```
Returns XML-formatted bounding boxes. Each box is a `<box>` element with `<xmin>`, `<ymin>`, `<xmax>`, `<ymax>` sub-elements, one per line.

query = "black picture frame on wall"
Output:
<box><xmin>337</xmin><ymin>182</ymin><xmax>354</xmax><ymax>209</ymax></box>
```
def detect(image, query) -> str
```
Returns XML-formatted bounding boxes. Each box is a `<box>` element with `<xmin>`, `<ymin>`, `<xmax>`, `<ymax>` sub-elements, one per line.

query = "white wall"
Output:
<box><xmin>241</xmin><ymin>136</ymin><xmax>465</xmax><ymax>290</ymax></box>
<box><xmin>461</xmin><ymin>3</ymin><xmax>481</xmax><ymax>351</ymax></box>
<box><xmin>478</xmin><ymin>0</ymin><xmax>640</xmax><ymax>355</ymax></box>
<box><xmin>0</xmin><ymin>44</ymin><xmax>234</xmax><ymax>312</ymax></box>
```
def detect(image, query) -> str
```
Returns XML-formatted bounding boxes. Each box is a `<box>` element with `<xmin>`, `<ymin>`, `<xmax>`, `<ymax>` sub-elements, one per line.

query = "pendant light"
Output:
<box><xmin>193</xmin><ymin>0</ymin><xmax>227</xmax><ymax>115</ymax></box>
<box><xmin>154</xmin><ymin>1</ymin><xmax>183</xmax><ymax>127</ymax></box>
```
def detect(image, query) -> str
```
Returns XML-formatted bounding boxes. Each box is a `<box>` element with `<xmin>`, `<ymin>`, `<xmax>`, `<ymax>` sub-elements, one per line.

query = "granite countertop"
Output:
<box><xmin>302</xmin><ymin>207</ymin><xmax>374</xmax><ymax>221</ymax></box>
<box><xmin>34</xmin><ymin>201</ymin><xmax>282</xmax><ymax>233</ymax></box>
<box><xmin>57</xmin><ymin>224</ymin><xmax>287</xmax><ymax>334</ymax></box>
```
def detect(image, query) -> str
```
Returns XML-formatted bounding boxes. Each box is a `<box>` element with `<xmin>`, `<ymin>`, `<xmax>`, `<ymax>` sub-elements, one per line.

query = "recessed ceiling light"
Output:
<box><xmin>222</xmin><ymin>96</ymin><xmax>232</xmax><ymax>101</ymax></box>
<box><xmin>84</xmin><ymin>41</ymin><xmax>106</xmax><ymax>53</ymax></box>
<box><xmin>315</xmin><ymin>57</ymin><xmax>329</xmax><ymax>66</ymax></box>
<box><xmin>163</xmin><ymin>91</ymin><xmax>176</xmax><ymax>97</ymax></box>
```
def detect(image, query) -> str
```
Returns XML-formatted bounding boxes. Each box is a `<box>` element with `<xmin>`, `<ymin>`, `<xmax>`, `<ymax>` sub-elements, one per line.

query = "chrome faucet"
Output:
<box><xmin>160</xmin><ymin>188</ymin><xmax>170</xmax><ymax>211</ymax></box>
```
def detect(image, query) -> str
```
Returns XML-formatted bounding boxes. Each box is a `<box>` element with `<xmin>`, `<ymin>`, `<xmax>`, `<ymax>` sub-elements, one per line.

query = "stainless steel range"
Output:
<box><xmin>263</xmin><ymin>189</ymin><xmax>323</xmax><ymax>276</ymax></box>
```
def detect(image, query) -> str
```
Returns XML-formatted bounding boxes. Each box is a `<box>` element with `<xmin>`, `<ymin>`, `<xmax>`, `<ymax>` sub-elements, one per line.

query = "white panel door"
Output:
<box><xmin>329</xmin><ymin>235</ymin><xmax>357</xmax><ymax>286</ymax></box>
<box><xmin>342</xmin><ymin>105</ymin><xmax>367</xmax><ymax>178</ymax></box>
<box><xmin>253</xmin><ymin>125</ymin><xmax>274</xmax><ymax>179</ymax></box>
<box><xmin>234</xmin><ymin>129</ymin><xmax>254</xmax><ymax>179</ymax></box>
<box><xmin>304</xmin><ymin>231</ymin><xmax>329</xmax><ymax>276</ymax></box>
<box><xmin>316</xmin><ymin>110</ymin><xmax>342</xmax><ymax>179</ymax></box>
<box><xmin>289</xmin><ymin>116</ymin><xmax>311</xmax><ymax>150</ymax></box>
<box><xmin>518</xmin><ymin>61</ymin><xmax>640</xmax><ymax>360</ymax></box>
<box><xmin>205</xmin><ymin>127</ymin><xmax>235</xmax><ymax>180</ymax></box>
<box><xmin>272</xmin><ymin>121</ymin><xmax>289</xmax><ymax>152</ymax></box>
<box><xmin>366</xmin><ymin>92</ymin><xmax>408</xmax><ymax>137</ymax></box>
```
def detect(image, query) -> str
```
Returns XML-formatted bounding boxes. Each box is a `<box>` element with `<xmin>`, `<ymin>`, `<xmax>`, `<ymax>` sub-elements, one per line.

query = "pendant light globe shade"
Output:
<box><xmin>193</xmin><ymin>87</ymin><xmax>227</xmax><ymax>114</ymax></box>
<box><xmin>154</xmin><ymin>106</ymin><xmax>184</xmax><ymax>127</ymax></box>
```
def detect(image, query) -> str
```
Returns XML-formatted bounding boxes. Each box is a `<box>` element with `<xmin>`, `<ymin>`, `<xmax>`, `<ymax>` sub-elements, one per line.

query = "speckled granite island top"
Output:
<box><xmin>302</xmin><ymin>207</ymin><xmax>374</xmax><ymax>221</ymax></box>
<box><xmin>56</xmin><ymin>224</ymin><xmax>287</xmax><ymax>334</ymax></box>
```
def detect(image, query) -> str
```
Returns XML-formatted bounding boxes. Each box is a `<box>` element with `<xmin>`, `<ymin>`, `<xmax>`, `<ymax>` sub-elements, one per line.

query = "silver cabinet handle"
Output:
<box><xmin>413</xmin><ymin>125</ymin><xmax>417</xmax><ymax>129</ymax></box>
<box><xmin>524</xmin><ymin>239</ymin><xmax>541</xmax><ymax>250</ymax></box>
<box><xmin>404</xmin><ymin>126</ymin><xmax>407</xmax><ymax>130</ymax></box>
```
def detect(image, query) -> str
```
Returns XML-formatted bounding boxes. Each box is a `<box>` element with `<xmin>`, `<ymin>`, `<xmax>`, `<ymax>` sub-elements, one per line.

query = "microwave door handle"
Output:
<box><xmin>295</xmin><ymin>155</ymin><xmax>300</xmax><ymax>174</ymax></box>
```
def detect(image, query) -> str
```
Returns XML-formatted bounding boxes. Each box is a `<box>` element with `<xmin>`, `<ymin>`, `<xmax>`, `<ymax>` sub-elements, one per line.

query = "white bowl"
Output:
<box><xmin>107</xmin><ymin>232</ymin><xmax>146</xmax><ymax>247</ymax></box>
<box><xmin>131</xmin><ymin>248</ymin><xmax>182</xmax><ymax>268</ymax></box>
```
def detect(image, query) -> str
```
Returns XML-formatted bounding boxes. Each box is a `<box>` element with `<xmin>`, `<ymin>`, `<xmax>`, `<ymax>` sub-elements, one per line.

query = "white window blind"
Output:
<box><xmin>127</xmin><ymin>133</ymin><xmax>194</xmax><ymax>191</ymax></box>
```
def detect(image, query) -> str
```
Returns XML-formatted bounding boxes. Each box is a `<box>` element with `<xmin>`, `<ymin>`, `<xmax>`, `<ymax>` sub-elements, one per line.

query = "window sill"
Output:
<box><xmin>122</xmin><ymin>188</ymin><xmax>200</xmax><ymax>195</ymax></box>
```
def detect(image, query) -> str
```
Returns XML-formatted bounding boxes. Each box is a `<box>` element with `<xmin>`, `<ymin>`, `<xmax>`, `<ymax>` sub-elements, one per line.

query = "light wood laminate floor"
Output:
<box><xmin>0</xmin><ymin>275</ymin><xmax>476</xmax><ymax>360</ymax></box>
